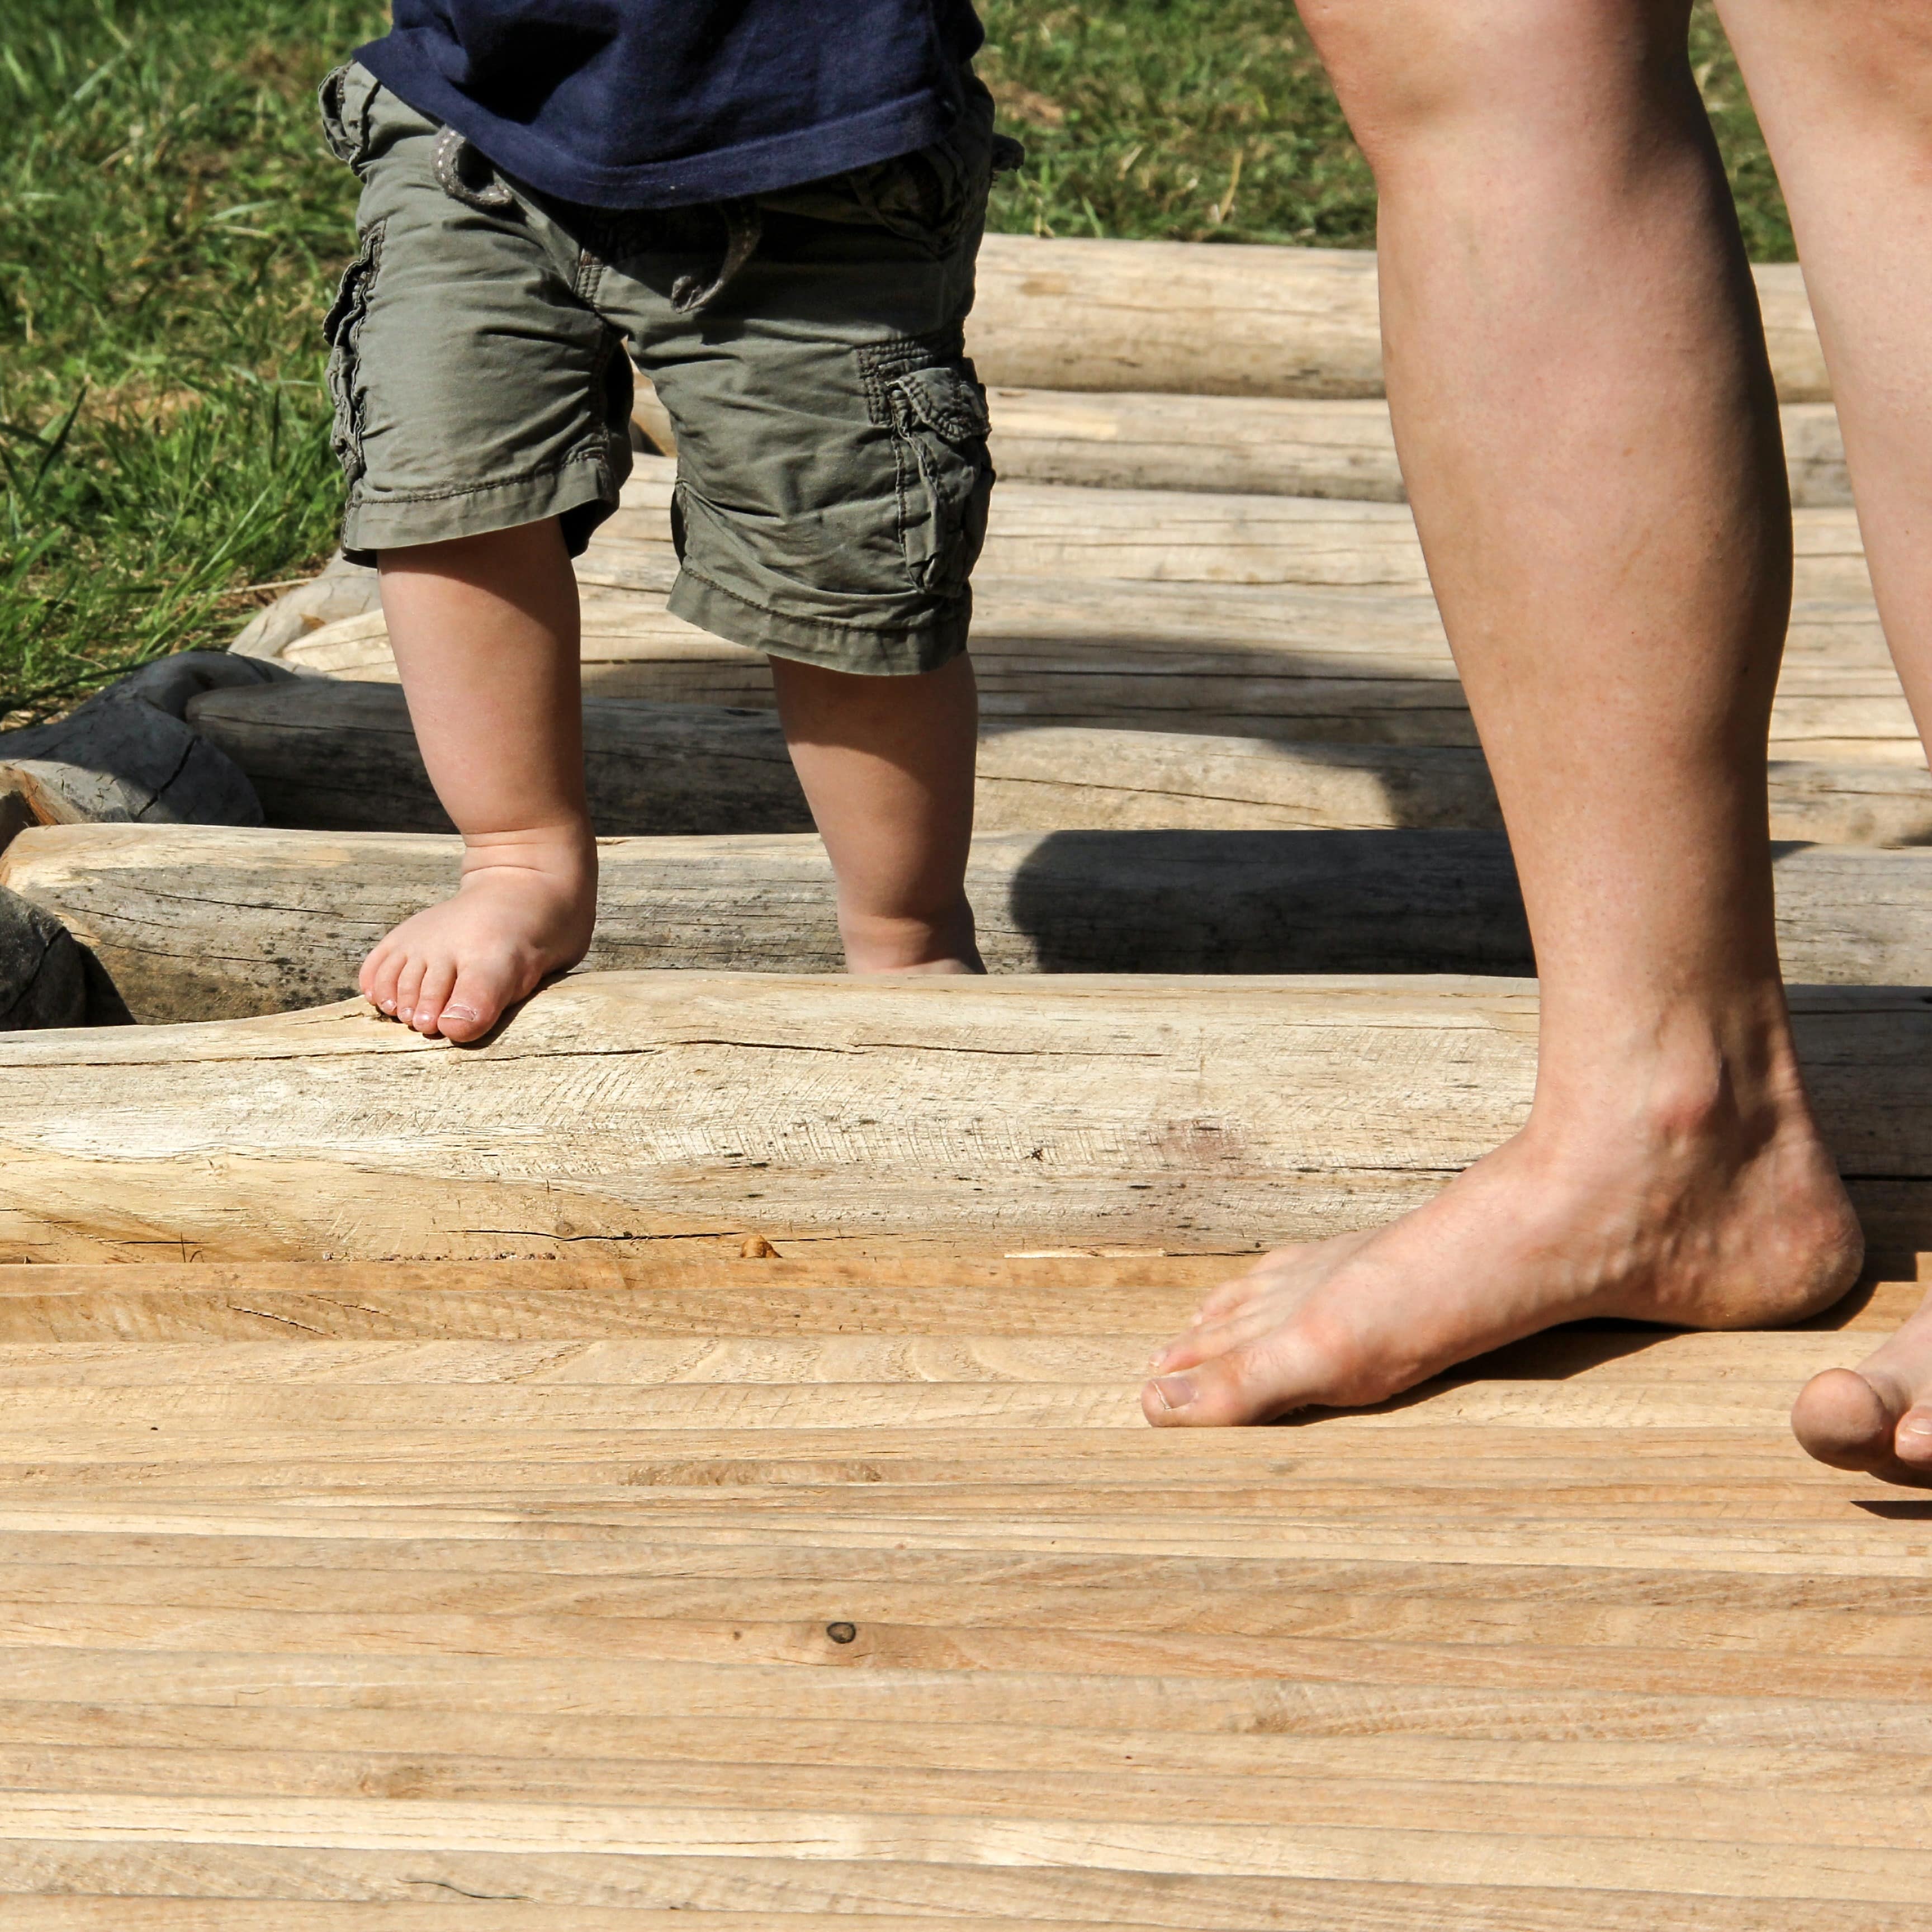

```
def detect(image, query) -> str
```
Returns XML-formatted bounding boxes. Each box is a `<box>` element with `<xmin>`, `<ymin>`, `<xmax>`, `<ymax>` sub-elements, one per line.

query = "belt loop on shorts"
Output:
<box><xmin>671</xmin><ymin>200</ymin><xmax>763</xmax><ymax>315</ymax></box>
<box><xmin>434</xmin><ymin>127</ymin><xmax>517</xmax><ymax>212</ymax></box>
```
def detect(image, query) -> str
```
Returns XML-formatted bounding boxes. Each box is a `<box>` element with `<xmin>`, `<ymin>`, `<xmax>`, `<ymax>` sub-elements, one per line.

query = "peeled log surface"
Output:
<box><xmin>981</xmin><ymin>390</ymin><xmax>1853</xmax><ymax>508</ymax></box>
<box><xmin>965</xmin><ymin>234</ymin><xmax>1830</xmax><ymax>404</ymax></box>
<box><xmin>183</xmin><ymin>676</ymin><xmax>1932</xmax><ymax>846</ymax></box>
<box><xmin>0</xmin><ymin>971</ymin><xmax>1929</xmax><ymax>1263</ymax></box>
<box><xmin>186</xmin><ymin>680</ymin><xmax>810</xmax><ymax>837</ymax></box>
<box><xmin>266</xmin><ymin>586</ymin><xmax>1920</xmax><ymax>766</ymax></box>
<box><xmin>0</xmin><ymin>825</ymin><xmax>1535</xmax><ymax>1021</ymax></box>
<box><xmin>590</xmin><ymin>463</ymin><xmax>1876</xmax><ymax>603</ymax></box>
<box><xmin>27</xmin><ymin>822</ymin><xmax>1932</xmax><ymax>1026</ymax></box>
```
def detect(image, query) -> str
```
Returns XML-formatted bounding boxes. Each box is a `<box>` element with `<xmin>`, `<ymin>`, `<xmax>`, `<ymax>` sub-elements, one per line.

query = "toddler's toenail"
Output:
<box><xmin>1152</xmin><ymin>1374</ymin><xmax>1196</xmax><ymax>1411</ymax></box>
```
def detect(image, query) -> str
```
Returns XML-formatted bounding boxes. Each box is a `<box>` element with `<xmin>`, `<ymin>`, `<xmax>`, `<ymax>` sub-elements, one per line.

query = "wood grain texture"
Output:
<box><xmin>0</xmin><ymin>1240</ymin><xmax>1926</xmax><ymax>1923</ymax></box>
<box><xmin>179</xmin><ymin>671</ymin><xmax>1932</xmax><ymax>847</ymax></box>
<box><xmin>0</xmin><ymin>972</ymin><xmax>1930</xmax><ymax>1261</ymax></box>
<box><xmin>18</xmin><ymin>824</ymin><xmax>1932</xmax><ymax>1024</ymax></box>
<box><xmin>963</xmin><ymin>236</ymin><xmax>1830</xmax><ymax>405</ymax></box>
<box><xmin>973</xmin><ymin>389</ymin><xmax>1852</xmax><ymax>508</ymax></box>
<box><xmin>261</xmin><ymin>564</ymin><xmax>1919</xmax><ymax>769</ymax></box>
<box><xmin>587</xmin><ymin>461</ymin><xmax>1875</xmax><ymax>604</ymax></box>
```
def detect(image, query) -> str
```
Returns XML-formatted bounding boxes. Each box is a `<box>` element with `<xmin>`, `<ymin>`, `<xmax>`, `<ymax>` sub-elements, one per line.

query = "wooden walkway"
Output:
<box><xmin>1</xmin><ymin>1253</ymin><xmax>1927</xmax><ymax>1928</ymax></box>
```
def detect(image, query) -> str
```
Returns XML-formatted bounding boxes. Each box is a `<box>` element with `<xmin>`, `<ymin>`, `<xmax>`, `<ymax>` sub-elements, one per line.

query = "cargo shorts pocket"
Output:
<box><xmin>322</xmin><ymin>223</ymin><xmax>383</xmax><ymax>486</ymax></box>
<box><xmin>318</xmin><ymin>60</ymin><xmax>382</xmax><ymax>169</ymax></box>
<box><xmin>875</xmin><ymin>356</ymin><xmax>994</xmax><ymax>599</ymax></box>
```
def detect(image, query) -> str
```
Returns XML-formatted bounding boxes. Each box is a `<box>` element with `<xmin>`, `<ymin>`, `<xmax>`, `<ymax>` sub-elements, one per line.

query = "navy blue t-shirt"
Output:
<box><xmin>357</xmin><ymin>2</ymin><xmax>986</xmax><ymax>210</ymax></box>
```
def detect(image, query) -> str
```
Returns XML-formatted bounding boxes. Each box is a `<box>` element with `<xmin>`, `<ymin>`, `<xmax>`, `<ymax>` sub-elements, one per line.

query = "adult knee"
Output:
<box><xmin>1722</xmin><ymin>0</ymin><xmax>1932</xmax><ymax>132</ymax></box>
<box><xmin>1301</xmin><ymin>0</ymin><xmax>1698</xmax><ymax>177</ymax></box>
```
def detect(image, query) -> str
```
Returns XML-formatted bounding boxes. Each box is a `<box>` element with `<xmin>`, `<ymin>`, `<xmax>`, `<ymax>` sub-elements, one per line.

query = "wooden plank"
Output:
<box><xmin>5</xmin><ymin>1849</ymin><xmax>1925</xmax><ymax>1932</ymax></box>
<box><xmin>18</xmin><ymin>824</ymin><xmax>1932</xmax><ymax>1025</ymax></box>
<box><xmin>591</xmin><ymin>463</ymin><xmax>1874</xmax><ymax>603</ymax></box>
<box><xmin>1</xmin><ymin>972</ymin><xmax>1931</xmax><ymax>1260</ymax></box>
<box><xmin>15</xmin><ymin>1742</ymin><xmax>1932</xmax><ymax>1854</ymax></box>
<box><xmin>970</xmin><ymin>390</ymin><xmax>1852</xmax><ymax>507</ymax></box>
<box><xmin>4</xmin><ymin>1701</ymin><xmax>1929</xmax><ymax>1792</ymax></box>
<box><xmin>962</xmin><ymin>236</ymin><xmax>1831</xmax><ymax>405</ymax></box>
<box><xmin>5</xmin><ymin>1789</ymin><xmax>1929</xmax><ymax>1900</ymax></box>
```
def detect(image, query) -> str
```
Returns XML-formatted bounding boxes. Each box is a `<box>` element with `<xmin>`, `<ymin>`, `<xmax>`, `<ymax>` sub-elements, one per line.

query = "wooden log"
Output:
<box><xmin>228</xmin><ymin>557</ymin><xmax>380</xmax><ymax>661</ymax></box>
<box><xmin>262</xmin><ymin>579</ymin><xmax>1917</xmax><ymax>765</ymax></box>
<box><xmin>964</xmin><ymin>234</ymin><xmax>1830</xmax><ymax>405</ymax></box>
<box><xmin>182</xmin><ymin>676</ymin><xmax>1932</xmax><ymax>845</ymax></box>
<box><xmin>589</xmin><ymin>462</ymin><xmax>1874</xmax><ymax>602</ymax></box>
<box><xmin>972</xmin><ymin>390</ymin><xmax>1852</xmax><ymax>509</ymax></box>
<box><xmin>0</xmin><ymin>655</ymin><xmax>280</xmax><ymax>830</ymax></box>
<box><xmin>0</xmin><ymin>825</ymin><xmax>1527</xmax><ymax>1021</ymax></box>
<box><xmin>184</xmin><ymin>680</ymin><xmax>812</xmax><ymax>837</ymax></box>
<box><xmin>0</xmin><ymin>971</ymin><xmax>1926</xmax><ymax>1263</ymax></box>
<box><xmin>21</xmin><ymin>822</ymin><xmax>1932</xmax><ymax>1027</ymax></box>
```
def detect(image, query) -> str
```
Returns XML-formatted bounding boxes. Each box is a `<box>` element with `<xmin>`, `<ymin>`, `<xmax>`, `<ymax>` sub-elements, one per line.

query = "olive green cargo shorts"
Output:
<box><xmin>319</xmin><ymin>60</ymin><xmax>1002</xmax><ymax>674</ymax></box>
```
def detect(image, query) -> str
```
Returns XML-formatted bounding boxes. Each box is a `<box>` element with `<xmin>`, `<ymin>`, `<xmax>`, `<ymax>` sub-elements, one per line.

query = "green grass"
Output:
<box><xmin>0</xmin><ymin>0</ymin><xmax>1791</xmax><ymax>720</ymax></box>
<box><xmin>0</xmin><ymin>0</ymin><xmax>384</xmax><ymax>720</ymax></box>
<box><xmin>976</xmin><ymin>1</ymin><xmax>1792</xmax><ymax>255</ymax></box>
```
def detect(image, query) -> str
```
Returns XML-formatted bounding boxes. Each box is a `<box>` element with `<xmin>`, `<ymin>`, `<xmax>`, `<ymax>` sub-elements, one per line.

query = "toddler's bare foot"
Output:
<box><xmin>1791</xmin><ymin>1291</ymin><xmax>1932</xmax><ymax>1486</ymax></box>
<box><xmin>1142</xmin><ymin>1071</ymin><xmax>1863</xmax><ymax>1428</ymax></box>
<box><xmin>358</xmin><ymin>823</ymin><xmax>596</xmax><ymax>1042</ymax></box>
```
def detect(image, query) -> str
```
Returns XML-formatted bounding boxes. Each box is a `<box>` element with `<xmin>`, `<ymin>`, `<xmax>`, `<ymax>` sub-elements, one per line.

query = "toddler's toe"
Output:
<box><xmin>391</xmin><ymin>955</ymin><xmax>428</xmax><ymax>1027</ymax></box>
<box><xmin>361</xmin><ymin>943</ymin><xmax>404</xmax><ymax>1016</ymax></box>
<box><xmin>410</xmin><ymin>959</ymin><xmax>459</xmax><ymax>1037</ymax></box>
<box><xmin>436</xmin><ymin>958</ymin><xmax>528</xmax><ymax>1043</ymax></box>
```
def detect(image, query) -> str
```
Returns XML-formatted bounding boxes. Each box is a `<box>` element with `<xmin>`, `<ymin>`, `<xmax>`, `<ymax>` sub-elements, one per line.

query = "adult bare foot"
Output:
<box><xmin>1791</xmin><ymin>1292</ymin><xmax>1932</xmax><ymax>1486</ymax></box>
<box><xmin>1142</xmin><ymin>1069</ymin><xmax>1863</xmax><ymax>1428</ymax></box>
<box><xmin>358</xmin><ymin>823</ymin><xmax>597</xmax><ymax>1043</ymax></box>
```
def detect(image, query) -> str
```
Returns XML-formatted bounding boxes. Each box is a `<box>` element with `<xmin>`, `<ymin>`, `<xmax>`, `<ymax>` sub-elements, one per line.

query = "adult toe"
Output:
<box><xmin>1140</xmin><ymin>1336</ymin><xmax>1315</xmax><ymax>1428</ymax></box>
<box><xmin>1791</xmin><ymin>1367</ymin><xmax>1905</xmax><ymax>1472</ymax></box>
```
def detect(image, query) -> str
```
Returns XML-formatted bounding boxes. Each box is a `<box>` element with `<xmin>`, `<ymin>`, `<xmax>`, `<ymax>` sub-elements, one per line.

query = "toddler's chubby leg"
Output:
<box><xmin>358</xmin><ymin>518</ymin><xmax>598</xmax><ymax>1040</ymax></box>
<box><xmin>770</xmin><ymin>653</ymin><xmax>982</xmax><ymax>974</ymax></box>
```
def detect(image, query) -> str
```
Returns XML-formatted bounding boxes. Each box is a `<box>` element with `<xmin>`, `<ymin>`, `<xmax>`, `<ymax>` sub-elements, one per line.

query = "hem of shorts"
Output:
<box><xmin>669</xmin><ymin>568</ymin><xmax>970</xmax><ymax>675</ymax></box>
<box><xmin>339</xmin><ymin>457</ymin><xmax>614</xmax><ymax>566</ymax></box>
<box><xmin>355</xmin><ymin>39</ymin><xmax>958</xmax><ymax>210</ymax></box>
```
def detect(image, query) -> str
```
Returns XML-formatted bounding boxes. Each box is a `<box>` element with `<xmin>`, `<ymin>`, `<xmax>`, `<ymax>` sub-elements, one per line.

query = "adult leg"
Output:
<box><xmin>1715</xmin><ymin>0</ymin><xmax>1932</xmax><ymax>1480</ymax></box>
<box><xmin>770</xmin><ymin>653</ymin><xmax>984</xmax><ymax>974</ymax></box>
<box><xmin>359</xmin><ymin>518</ymin><xmax>598</xmax><ymax>1041</ymax></box>
<box><xmin>1143</xmin><ymin>0</ymin><xmax>1860</xmax><ymax>1427</ymax></box>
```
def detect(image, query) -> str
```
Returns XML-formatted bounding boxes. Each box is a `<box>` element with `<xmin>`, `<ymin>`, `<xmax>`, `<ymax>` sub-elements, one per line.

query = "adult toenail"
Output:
<box><xmin>1897</xmin><ymin>1409</ymin><xmax>1932</xmax><ymax>1445</ymax></box>
<box><xmin>1152</xmin><ymin>1374</ymin><xmax>1197</xmax><ymax>1411</ymax></box>
<box><xmin>380</xmin><ymin>1000</ymin><xmax>396</xmax><ymax>1014</ymax></box>
<box><xmin>443</xmin><ymin>1004</ymin><xmax>477</xmax><ymax>1024</ymax></box>
<box><xmin>396</xmin><ymin>1008</ymin><xmax>412</xmax><ymax>1022</ymax></box>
